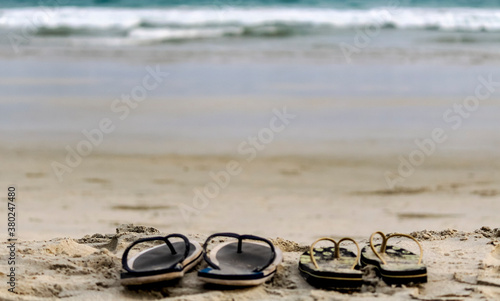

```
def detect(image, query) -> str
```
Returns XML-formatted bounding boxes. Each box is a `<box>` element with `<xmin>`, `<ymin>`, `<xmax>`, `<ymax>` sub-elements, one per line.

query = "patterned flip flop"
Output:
<box><xmin>298</xmin><ymin>237</ymin><xmax>363</xmax><ymax>289</ymax></box>
<box><xmin>361</xmin><ymin>232</ymin><xmax>427</xmax><ymax>285</ymax></box>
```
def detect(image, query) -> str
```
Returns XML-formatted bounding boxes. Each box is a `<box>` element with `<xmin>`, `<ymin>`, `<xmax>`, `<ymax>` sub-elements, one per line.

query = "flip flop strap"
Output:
<box><xmin>202</xmin><ymin>232</ymin><xmax>276</xmax><ymax>272</ymax></box>
<box><xmin>122</xmin><ymin>233</ymin><xmax>190</xmax><ymax>273</ymax></box>
<box><xmin>369</xmin><ymin>231</ymin><xmax>423</xmax><ymax>265</ymax></box>
<box><xmin>309</xmin><ymin>237</ymin><xmax>360</xmax><ymax>270</ymax></box>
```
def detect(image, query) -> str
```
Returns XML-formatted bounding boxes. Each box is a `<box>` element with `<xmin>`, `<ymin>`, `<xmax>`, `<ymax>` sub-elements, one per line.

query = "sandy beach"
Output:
<box><xmin>1</xmin><ymin>72</ymin><xmax>499</xmax><ymax>300</ymax></box>
<box><xmin>2</xmin><ymin>140</ymin><xmax>500</xmax><ymax>240</ymax></box>
<box><xmin>1</xmin><ymin>1</ymin><xmax>500</xmax><ymax>299</ymax></box>
<box><xmin>0</xmin><ymin>225</ymin><xmax>499</xmax><ymax>300</ymax></box>
<box><xmin>1</xmin><ymin>145</ymin><xmax>499</xmax><ymax>300</ymax></box>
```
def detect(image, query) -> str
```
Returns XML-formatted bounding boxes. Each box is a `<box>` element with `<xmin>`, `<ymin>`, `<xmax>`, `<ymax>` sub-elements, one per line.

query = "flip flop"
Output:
<box><xmin>197</xmin><ymin>232</ymin><xmax>283</xmax><ymax>286</ymax></box>
<box><xmin>121</xmin><ymin>233</ymin><xmax>203</xmax><ymax>286</ymax></box>
<box><xmin>298</xmin><ymin>237</ymin><xmax>363</xmax><ymax>289</ymax></box>
<box><xmin>360</xmin><ymin>231</ymin><xmax>427</xmax><ymax>285</ymax></box>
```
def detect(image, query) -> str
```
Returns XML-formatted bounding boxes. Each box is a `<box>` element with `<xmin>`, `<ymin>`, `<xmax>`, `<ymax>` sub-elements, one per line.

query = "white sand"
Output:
<box><xmin>0</xmin><ymin>225</ymin><xmax>499</xmax><ymax>300</ymax></box>
<box><xmin>0</xmin><ymin>148</ymin><xmax>499</xmax><ymax>300</ymax></box>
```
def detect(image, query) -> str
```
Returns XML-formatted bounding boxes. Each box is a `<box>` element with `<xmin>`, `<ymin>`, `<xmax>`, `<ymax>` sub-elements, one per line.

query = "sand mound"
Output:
<box><xmin>270</xmin><ymin>237</ymin><xmax>308</xmax><ymax>253</ymax></box>
<box><xmin>410</xmin><ymin>226</ymin><xmax>500</xmax><ymax>241</ymax></box>
<box><xmin>44</xmin><ymin>239</ymin><xmax>97</xmax><ymax>257</ymax></box>
<box><xmin>1</xmin><ymin>239</ymin><xmax>120</xmax><ymax>299</ymax></box>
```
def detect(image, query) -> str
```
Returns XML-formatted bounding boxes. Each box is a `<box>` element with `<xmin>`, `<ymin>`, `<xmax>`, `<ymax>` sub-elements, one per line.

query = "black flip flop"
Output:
<box><xmin>360</xmin><ymin>232</ymin><xmax>427</xmax><ymax>285</ymax></box>
<box><xmin>298</xmin><ymin>237</ymin><xmax>363</xmax><ymax>289</ymax></box>
<box><xmin>121</xmin><ymin>233</ymin><xmax>203</xmax><ymax>286</ymax></box>
<box><xmin>197</xmin><ymin>232</ymin><xmax>283</xmax><ymax>286</ymax></box>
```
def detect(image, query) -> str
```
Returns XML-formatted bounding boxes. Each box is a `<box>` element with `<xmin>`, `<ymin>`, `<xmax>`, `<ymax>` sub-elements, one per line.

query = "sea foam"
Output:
<box><xmin>1</xmin><ymin>6</ymin><xmax>499</xmax><ymax>42</ymax></box>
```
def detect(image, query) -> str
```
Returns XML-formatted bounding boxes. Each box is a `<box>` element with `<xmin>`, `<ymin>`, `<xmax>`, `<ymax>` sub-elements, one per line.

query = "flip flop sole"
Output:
<box><xmin>121</xmin><ymin>241</ymin><xmax>203</xmax><ymax>286</ymax></box>
<box><xmin>198</xmin><ymin>241</ymin><xmax>283</xmax><ymax>286</ymax></box>
<box><xmin>198</xmin><ymin>270</ymin><xmax>277</xmax><ymax>286</ymax></box>
<box><xmin>298</xmin><ymin>268</ymin><xmax>363</xmax><ymax>288</ymax></box>
<box><xmin>379</xmin><ymin>269</ymin><xmax>427</xmax><ymax>285</ymax></box>
<box><xmin>121</xmin><ymin>270</ymin><xmax>185</xmax><ymax>286</ymax></box>
<box><xmin>361</xmin><ymin>245</ymin><xmax>427</xmax><ymax>285</ymax></box>
<box><xmin>299</xmin><ymin>247</ymin><xmax>363</xmax><ymax>289</ymax></box>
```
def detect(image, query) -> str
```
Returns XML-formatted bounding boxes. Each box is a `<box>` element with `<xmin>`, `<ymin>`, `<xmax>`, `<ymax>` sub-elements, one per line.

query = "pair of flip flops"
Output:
<box><xmin>299</xmin><ymin>232</ymin><xmax>427</xmax><ymax>289</ymax></box>
<box><xmin>121</xmin><ymin>232</ymin><xmax>283</xmax><ymax>287</ymax></box>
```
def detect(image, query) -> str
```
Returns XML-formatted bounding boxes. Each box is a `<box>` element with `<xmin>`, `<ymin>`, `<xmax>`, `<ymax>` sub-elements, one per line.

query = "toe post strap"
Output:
<box><xmin>369</xmin><ymin>231</ymin><xmax>423</xmax><ymax>265</ymax></box>
<box><xmin>122</xmin><ymin>233</ymin><xmax>191</xmax><ymax>274</ymax></box>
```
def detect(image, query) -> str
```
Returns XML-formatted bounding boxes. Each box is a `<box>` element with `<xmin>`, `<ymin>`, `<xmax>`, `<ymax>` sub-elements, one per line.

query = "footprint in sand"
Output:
<box><xmin>111</xmin><ymin>205</ymin><xmax>171</xmax><ymax>211</ymax></box>
<box><xmin>84</xmin><ymin>178</ymin><xmax>111</xmax><ymax>184</ymax></box>
<box><xmin>352</xmin><ymin>186</ymin><xmax>429</xmax><ymax>196</ymax></box>
<box><xmin>397</xmin><ymin>212</ymin><xmax>462</xmax><ymax>220</ymax></box>
<box><xmin>279</xmin><ymin>168</ymin><xmax>301</xmax><ymax>176</ymax></box>
<box><xmin>471</xmin><ymin>189</ymin><xmax>500</xmax><ymax>197</ymax></box>
<box><xmin>26</xmin><ymin>172</ymin><xmax>46</xmax><ymax>178</ymax></box>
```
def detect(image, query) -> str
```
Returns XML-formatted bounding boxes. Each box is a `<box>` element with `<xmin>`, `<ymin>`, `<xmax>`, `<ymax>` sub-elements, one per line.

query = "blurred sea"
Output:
<box><xmin>2</xmin><ymin>0</ymin><xmax>500</xmax><ymax>47</ymax></box>
<box><xmin>0</xmin><ymin>0</ymin><xmax>499</xmax><ymax>155</ymax></box>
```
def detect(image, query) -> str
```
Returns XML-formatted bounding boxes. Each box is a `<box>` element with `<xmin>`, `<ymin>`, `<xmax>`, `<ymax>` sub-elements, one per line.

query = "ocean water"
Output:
<box><xmin>2</xmin><ymin>0</ymin><xmax>500</xmax><ymax>8</ymax></box>
<box><xmin>0</xmin><ymin>0</ymin><xmax>499</xmax><ymax>155</ymax></box>
<box><xmin>1</xmin><ymin>0</ymin><xmax>500</xmax><ymax>48</ymax></box>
